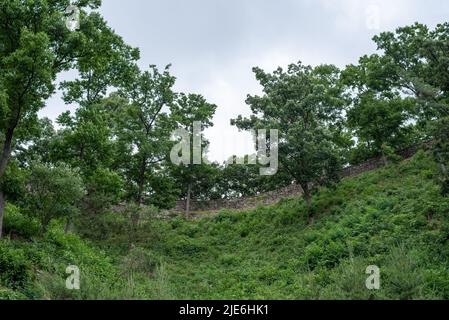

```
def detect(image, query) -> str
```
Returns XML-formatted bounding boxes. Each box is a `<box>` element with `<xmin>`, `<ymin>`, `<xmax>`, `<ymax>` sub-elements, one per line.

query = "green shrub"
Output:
<box><xmin>3</xmin><ymin>204</ymin><xmax>40</xmax><ymax>239</ymax></box>
<box><xmin>382</xmin><ymin>246</ymin><xmax>426</xmax><ymax>300</ymax></box>
<box><xmin>121</xmin><ymin>247</ymin><xmax>162</xmax><ymax>275</ymax></box>
<box><xmin>0</xmin><ymin>287</ymin><xmax>28</xmax><ymax>300</ymax></box>
<box><xmin>3</xmin><ymin>150</ymin><xmax>449</xmax><ymax>300</ymax></box>
<box><xmin>25</xmin><ymin>163</ymin><xmax>85</xmax><ymax>234</ymax></box>
<box><xmin>219</xmin><ymin>254</ymin><xmax>239</xmax><ymax>267</ymax></box>
<box><xmin>171</xmin><ymin>236</ymin><xmax>207</xmax><ymax>256</ymax></box>
<box><xmin>320</xmin><ymin>258</ymin><xmax>378</xmax><ymax>299</ymax></box>
<box><xmin>0</xmin><ymin>242</ymin><xmax>32</xmax><ymax>290</ymax></box>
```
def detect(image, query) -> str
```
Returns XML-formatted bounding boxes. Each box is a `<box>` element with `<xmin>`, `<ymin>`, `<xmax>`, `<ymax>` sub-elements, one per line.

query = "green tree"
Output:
<box><xmin>344</xmin><ymin>23</ymin><xmax>449</xmax><ymax>173</ymax></box>
<box><xmin>54</xmin><ymin>106</ymin><xmax>115</xmax><ymax>177</ymax></box>
<box><xmin>120</xmin><ymin>202</ymin><xmax>158</xmax><ymax>252</ymax></box>
<box><xmin>0</xmin><ymin>160</ymin><xmax>26</xmax><ymax>206</ymax></box>
<box><xmin>54</xmin><ymin>9</ymin><xmax>139</xmax><ymax>177</ymax></box>
<box><xmin>77</xmin><ymin>167</ymin><xmax>124</xmax><ymax>238</ymax></box>
<box><xmin>170</xmin><ymin>93</ymin><xmax>217</xmax><ymax>218</ymax></box>
<box><xmin>14</xmin><ymin>117</ymin><xmax>56</xmax><ymax>166</ymax></box>
<box><xmin>113</xmin><ymin>65</ymin><xmax>177</xmax><ymax>205</ymax></box>
<box><xmin>371</xmin><ymin>23</ymin><xmax>449</xmax><ymax>189</ymax></box>
<box><xmin>170</xmin><ymin>163</ymin><xmax>219</xmax><ymax>218</ymax></box>
<box><xmin>0</xmin><ymin>0</ymin><xmax>117</xmax><ymax>238</ymax></box>
<box><xmin>25</xmin><ymin>163</ymin><xmax>85</xmax><ymax>235</ymax></box>
<box><xmin>232</xmin><ymin>62</ymin><xmax>346</xmax><ymax>223</ymax></box>
<box><xmin>217</xmin><ymin>156</ymin><xmax>292</xmax><ymax>199</ymax></box>
<box><xmin>217</xmin><ymin>160</ymin><xmax>263</xmax><ymax>199</ymax></box>
<box><xmin>346</xmin><ymin>93</ymin><xmax>415</xmax><ymax>164</ymax></box>
<box><xmin>81</xmin><ymin>167</ymin><xmax>124</xmax><ymax>216</ymax></box>
<box><xmin>372</xmin><ymin>23</ymin><xmax>449</xmax><ymax>123</ymax></box>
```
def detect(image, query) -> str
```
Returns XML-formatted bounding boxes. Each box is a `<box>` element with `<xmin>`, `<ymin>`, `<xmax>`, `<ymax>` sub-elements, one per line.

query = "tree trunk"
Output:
<box><xmin>40</xmin><ymin>224</ymin><xmax>46</xmax><ymax>237</ymax></box>
<box><xmin>0</xmin><ymin>128</ymin><xmax>14</xmax><ymax>179</ymax></box>
<box><xmin>0</xmin><ymin>126</ymin><xmax>16</xmax><ymax>240</ymax></box>
<box><xmin>435</xmin><ymin>150</ymin><xmax>449</xmax><ymax>195</ymax></box>
<box><xmin>381</xmin><ymin>153</ymin><xmax>388</xmax><ymax>167</ymax></box>
<box><xmin>64</xmin><ymin>218</ymin><xmax>71</xmax><ymax>234</ymax></box>
<box><xmin>137</xmin><ymin>156</ymin><xmax>147</xmax><ymax>204</ymax></box>
<box><xmin>303</xmin><ymin>187</ymin><xmax>314</xmax><ymax>225</ymax></box>
<box><xmin>185</xmin><ymin>183</ymin><xmax>192</xmax><ymax>220</ymax></box>
<box><xmin>128</xmin><ymin>208</ymin><xmax>140</xmax><ymax>253</ymax></box>
<box><xmin>0</xmin><ymin>190</ymin><xmax>4</xmax><ymax>239</ymax></box>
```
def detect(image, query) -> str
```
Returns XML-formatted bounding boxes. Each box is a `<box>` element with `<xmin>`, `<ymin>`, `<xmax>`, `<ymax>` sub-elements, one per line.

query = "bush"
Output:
<box><xmin>382</xmin><ymin>246</ymin><xmax>426</xmax><ymax>300</ymax></box>
<box><xmin>121</xmin><ymin>247</ymin><xmax>161</xmax><ymax>275</ymax></box>
<box><xmin>25</xmin><ymin>163</ymin><xmax>85</xmax><ymax>234</ymax></box>
<box><xmin>171</xmin><ymin>236</ymin><xmax>207</xmax><ymax>256</ymax></box>
<box><xmin>3</xmin><ymin>204</ymin><xmax>40</xmax><ymax>239</ymax></box>
<box><xmin>0</xmin><ymin>287</ymin><xmax>28</xmax><ymax>300</ymax></box>
<box><xmin>219</xmin><ymin>254</ymin><xmax>239</xmax><ymax>267</ymax></box>
<box><xmin>320</xmin><ymin>257</ymin><xmax>384</xmax><ymax>300</ymax></box>
<box><xmin>0</xmin><ymin>242</ymin><xmax>32</xmax><ymax>290</ymax></box>
<box><xmin>82</xmin><ymin>168</ymin><xmax>124</xmax><ymax>216</ymax></box>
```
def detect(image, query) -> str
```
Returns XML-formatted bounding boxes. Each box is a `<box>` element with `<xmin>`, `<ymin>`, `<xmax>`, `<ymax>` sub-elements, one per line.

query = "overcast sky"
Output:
<box><xmin>40</xmin><ymin>0</ymin><xmax>449</xmax><ymax>162</ymax></box>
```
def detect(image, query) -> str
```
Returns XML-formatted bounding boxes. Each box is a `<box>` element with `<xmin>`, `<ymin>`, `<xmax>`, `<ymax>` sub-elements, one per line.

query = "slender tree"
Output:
<box><xmin>232</xmin><ymin>62</ymin><xmax>346</xmax><ymax>223</ymax></box>
<box><xmin>170</xmin><ymin>93</ymin><xmax>217</xmax><ymax>218</ymax></box>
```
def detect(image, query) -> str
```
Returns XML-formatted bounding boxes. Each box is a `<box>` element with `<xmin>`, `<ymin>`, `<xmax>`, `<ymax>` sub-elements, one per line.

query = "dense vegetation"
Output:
<box><xmin>2</xmin><ymin>150</ymin><xmax>449</xmax><ymax>299</ymax></box>
<box><xmin>0</xmin><ymin>1</ymin><xmax>449</xmax><ymax>300</ymax></box>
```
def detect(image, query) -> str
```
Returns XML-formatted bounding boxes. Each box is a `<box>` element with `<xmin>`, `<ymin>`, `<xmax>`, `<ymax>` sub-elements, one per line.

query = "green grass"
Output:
<box><xmin>2</xmin><ymin>150</ymin><xmax>449</xmax><ymax>299</ymax></box>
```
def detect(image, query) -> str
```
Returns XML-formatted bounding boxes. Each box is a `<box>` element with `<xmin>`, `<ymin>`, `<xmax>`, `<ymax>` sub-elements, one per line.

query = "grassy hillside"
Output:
<box><xmin>1</xmin><ymin>150</ymin><xmax>449</xmax><ymax>300</ymax></box>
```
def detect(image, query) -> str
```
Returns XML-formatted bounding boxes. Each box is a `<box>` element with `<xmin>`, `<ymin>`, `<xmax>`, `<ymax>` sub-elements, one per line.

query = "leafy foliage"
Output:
<box><xmin>25</xmin><ymin>163</ymin><xmax>85</xmax><ymax>234</ymax></box>
<box><xmin>1</xmin><ymin>3</ymin><xmax>449</xmax><ymax>301</ymax></box>
<box><xmin>232</xmin><ymin>62</ymin><xmax>346</xmax><ymax>219</ymax></box>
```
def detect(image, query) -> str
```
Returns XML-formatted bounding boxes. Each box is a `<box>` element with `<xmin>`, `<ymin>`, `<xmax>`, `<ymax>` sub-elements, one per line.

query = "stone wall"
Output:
<box><xmin>171</xmin><ymin>142</ymin><xmax>433</xmax><ymax>215</ymax></box>
<box><xmin>172</xmin><ymin>183</ymin><xmax>304</xmax><ymax>213</ymax></box>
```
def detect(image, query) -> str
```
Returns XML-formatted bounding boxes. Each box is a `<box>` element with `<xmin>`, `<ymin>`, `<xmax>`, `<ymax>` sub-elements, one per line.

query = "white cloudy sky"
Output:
<box><xmin>40</xmin><ymin>0</ymin><xmax>449</xmax><ymax>162</ymax></box>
